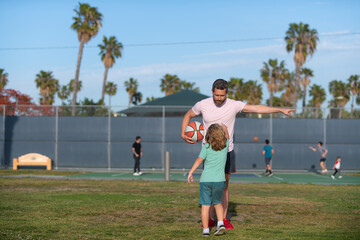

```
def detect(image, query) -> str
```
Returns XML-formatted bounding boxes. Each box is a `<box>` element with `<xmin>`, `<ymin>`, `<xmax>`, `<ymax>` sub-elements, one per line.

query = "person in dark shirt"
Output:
<box><xmin>132</xmin><ymin>136</ymin><xmax>142</xmax><ymax>176</ymax></box>
<box><xmin>262</xmin><ymin>139</ymin><xmax>274</xmax><ymax>176</ymax></box>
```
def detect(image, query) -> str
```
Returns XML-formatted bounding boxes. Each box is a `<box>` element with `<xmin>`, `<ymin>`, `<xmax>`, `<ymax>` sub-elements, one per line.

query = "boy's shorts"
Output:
<box><xmin>199</xmin><ymin>182</ymin><xmax>226</xmax><ymax>206</ymax></box>
<box><xmin>265</xmin><ymin>157</ymin><xmax>272</xmax><ymax>165</ymax></box>
<box><xmin>320</xmin><ymin>158</ymin><xmax>326</xmax><ymax>162</ymax></box>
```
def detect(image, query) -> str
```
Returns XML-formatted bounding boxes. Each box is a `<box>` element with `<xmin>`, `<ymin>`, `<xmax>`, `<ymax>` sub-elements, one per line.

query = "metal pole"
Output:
<box><xmin>162</xmin><ymin>106</ymin><xmax>165</xmax><ymax>170</ymax></box>
<box><xmin>165</xmin><ymin>151</ymin><xmax>170</xmax><ymax>181</ymax></box>
<box><xmin>108</xmin><ymin>104</ymin><xmax>111</xmax><ymax>170</ymax></box>
<box><xmin>55</xmin><ymin>106</ymin><xmax>58</xmax><ymax>170</ymax></box>
<box><xmin>270</xmin><ymin>113</ymin><xmax>273</xmax><ymax>145</ymax></box>
<box><xmin>2</xmin><ymin>105</ymin><xmax>5</xmax><ymax>166</ymax></box>
<box><xmin>323</xmin><ymin>108</ymin><xmax>326</xmax><ymax>147</ymax></box>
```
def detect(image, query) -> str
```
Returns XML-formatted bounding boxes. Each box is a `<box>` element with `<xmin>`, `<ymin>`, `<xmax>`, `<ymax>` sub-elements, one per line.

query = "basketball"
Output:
<box><xmin>185</xmin><ymin>121</ymin><xmax>204</xmax><ymax>142</ymax></box>
<box><xmin>253</xmin><ymin>136</ymin><xmax>259</xmax><ymax>142</ymax></box>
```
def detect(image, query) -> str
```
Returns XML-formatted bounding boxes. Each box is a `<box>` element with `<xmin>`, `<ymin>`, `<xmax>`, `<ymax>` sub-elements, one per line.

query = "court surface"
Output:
<box><xmin>69</xmin><ymin>171</ymin><xmax>360</xmax><ymax>185</ymax></box>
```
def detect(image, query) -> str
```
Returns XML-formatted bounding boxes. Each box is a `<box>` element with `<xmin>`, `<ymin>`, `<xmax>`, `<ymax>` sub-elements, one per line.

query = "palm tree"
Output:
<box><xmin>309</xmin><ymin>84</ymin><xmax>326</xmax><ymax>118</ymax></box>
<box><xmin>68</xmin><ymin>79</ymin><xmax>83</xmax><ymax>95</ymax></box>
<box><xmin>244</xmin><ymin>80</ymin><xmax>263</xmax><ymax>105</ymax></box>
<box><xmin>35</xmin><ymin>70</ymin><xmax>59</xmax><ymax>105</ymax></box>
<box><xmin>300</xmin><ymin>67</ymin><xmax>314</xmax><ymax>117</ymax></box>
<box><xmin>348</xmin><ymin>74</ymin><xmax>360</xmax><ymax>118</ymax></box>
<box><xmin>71</xmin><ymin>3</ymin><xmax>103</xmax><ymax>115</ymax></box>
<box><xmin>227</xmin><ymin>77</ymin><xmax>247</xmax><ymax>100</ymax></box>
<box><xmin>281</xmin><ymin>71</ymin><xmax>295</xmax><ymax>107</ymax></box>
<box><xmin>146</xmin><ymin>96</ymin><xmax>157</xmax><ymax>102</ymax></box>
<box><xmin>329</xmin><ymin>80</ymin><xmax>350</xmax><ymax>118</ymax></box>
<box><xmin>57</xmin><ymin>85</ymin><xmax>71</xmax><ymax>105</ymax></box>
<box><xmin>132</xmin><ymin>92</ymin><xmax>143</xmax><ymax>105</ymax></box>
<box><xmin>260</xmin><ymin>59</ymin><xmax>287</xmax><ymax>107</ymax></box>
<box><xmin>285</xmin><ymin>22</ymin><xmax>319</xmax><ymax>110</ymax></box>
<box><xmin>105</xmin><ymin>81</ymin><xmax>117</xmax><ymax>106</ymax></box>
<box><xmin>124</xmin><ymin>78</ymin><xmax>138</xmax><ymax>108</ymax></box>
<box><xmin>180</xmin><ymin>81</ymin><xmax>199</xmax><ymax>92</ymax></box>
<box><xmin>160</xmin><ymin>74</ymin><xmax>181</xmax><ymax>96</ymax></box>
<box><xmin>98</xmin><ymin>36</ymin><xmax>123</xmax><ymax>104</ymax></box>
<box><xmin>0</xmin><ymin>68</ymin><xmax>9</xmax><ymax>90</ymax></box>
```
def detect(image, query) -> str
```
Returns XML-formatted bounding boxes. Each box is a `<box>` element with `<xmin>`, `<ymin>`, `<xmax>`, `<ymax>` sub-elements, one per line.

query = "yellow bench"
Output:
<box><xmin>13</xmin><ymin>153</ymin><xmax>52</xmax><ymax>170</ymax></box>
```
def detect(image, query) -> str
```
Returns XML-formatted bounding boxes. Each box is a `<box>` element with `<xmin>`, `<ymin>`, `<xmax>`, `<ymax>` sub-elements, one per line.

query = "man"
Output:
<box><xmin>132</xmin><ymin>136</ymin><xmax>143</xmax><ymax>176</ymax></box>
<box><xmin>181</xmin><ymin>79</ymin><xmax>294</xmax><ymax>229</ymax></box>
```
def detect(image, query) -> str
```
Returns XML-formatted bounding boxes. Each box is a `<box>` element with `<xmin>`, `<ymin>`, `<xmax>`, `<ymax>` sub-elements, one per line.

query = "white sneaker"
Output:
<box><xmin>338</xmin><ymin>176</ymin><xmax>342</xmax><ymax>179</ymax></box>
<box><xmin>324</xmin><ymin>169</ymin><xmax>328</xmax><ymax>173</ymax></box>
<box><xmin>138</xmin><ymin>171</ymin><xmax>143</xmax><ymax>175</ymax></box>
<box><xmin>331</xmin><ymin>175</ymin><xmax>335</xmax><ymax>179</ymax></box>
<box><xmin>133</xmin><ymin>172</ymin><xmax>139</xmax><ymax>176</ymax></box>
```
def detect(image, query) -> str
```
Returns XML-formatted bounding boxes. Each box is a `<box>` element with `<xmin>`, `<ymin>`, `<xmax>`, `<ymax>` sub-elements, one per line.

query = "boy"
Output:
<box><xmin>309</xmin><ymin>141</ymin><xmax>328</xmax><ymax>173</ymax></box>
<box><xmin>188</xmin><ymin>124</ymin><xmax>229</xmax><ymax>236</ymax></box>
<box><xmin>132</xmin><ymin>136</ymin><xmax>142</xmax><ymax>176</ymax></box>
<box><xmin>262</xmin><ymin>139</ymin><xmax>274</xmax><ymax>176</ymax></box>
<box><xmin>331</xmin><ymin>156</ymin><xmax>342</xmax><ymax>179</ymax></box>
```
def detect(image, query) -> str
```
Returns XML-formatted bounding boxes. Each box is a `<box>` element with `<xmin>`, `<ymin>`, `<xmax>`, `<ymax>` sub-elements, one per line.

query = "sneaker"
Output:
<box><xmin>223</xmin><ymin>218</ymin><xmax>234</xmax><ymax>229</ymax></box>
<box><xmin>133</xmin><ymin>172</ymin><xmax>139</xmax><ymax>176</ymax></box>
<box><xmin>214</xmin><ymin>225</ymin><xmax>225</xmax><ymax>236</ymax></box>
<box><xmin>324</xmin><ymin>169</ymin><xmax>328</xmax><ymax>173</ymax></box>
<box><xmin>138</xmin><ymin>171</ymin><xmax>143</xmax><ymax>175</ymax></box>
<box><xmin>201</xmin><ymin>218</ymin><xmax>215</xmax><ymax>228</ymax></box>
<box><xmin>338</xmin><ymin>176</ymin><xmax>342</xmax><ymax>179</ymax></box>
<box><xmin>331</xmin><ymin>175</ymin><xmax>335</xmax><ymax>179</ymax></box>
<box><xmin>202</xmin><ymin>232</ymin><xmax>210</xmax><ymax>237</ymax></box>
<box><xmin>268</xmin><ymin>172</ymin><xmax>273</xmax><ymax>177</ymax></box>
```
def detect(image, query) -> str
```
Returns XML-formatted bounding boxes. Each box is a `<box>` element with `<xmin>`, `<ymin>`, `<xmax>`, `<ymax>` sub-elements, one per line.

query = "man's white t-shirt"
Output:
<box><xmin>192</xmin><ymin>97</ymin><xmax>246</xmax><ymax>152</ymax></box>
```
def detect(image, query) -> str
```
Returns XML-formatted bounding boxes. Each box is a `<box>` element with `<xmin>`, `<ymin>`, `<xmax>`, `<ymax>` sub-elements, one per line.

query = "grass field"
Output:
<box><xmin>1</xmin><ymin>170</ymin><xmax>360</xmax><ymax>239</ymax></box>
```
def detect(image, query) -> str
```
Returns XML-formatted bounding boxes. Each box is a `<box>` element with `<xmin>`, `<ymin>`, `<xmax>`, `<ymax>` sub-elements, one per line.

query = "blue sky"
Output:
<box><xmin>0</xmin><ymin>0</ymin><xmax>359</xmax><ymax>108</ymax></box>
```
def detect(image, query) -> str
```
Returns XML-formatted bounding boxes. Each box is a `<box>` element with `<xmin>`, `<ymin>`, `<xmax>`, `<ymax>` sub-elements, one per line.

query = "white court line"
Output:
<box><xmin>111</xmin><ymin>173</ymin><xmax>129</xmax><ymax>177</ymax></box>
<box><xmin>272</xmin><ymin>176</ymin><xmax>284</xmax><ymax>181</ymax></box>
<box><xmin>312</xmin><ymin>173</ymin><xmax>331</xmax><ymax>179</ymax></box>
<box><xmin>255</xmin><ymin>174</ymin><xmax>263</xmax><ymax>178</ymax></box>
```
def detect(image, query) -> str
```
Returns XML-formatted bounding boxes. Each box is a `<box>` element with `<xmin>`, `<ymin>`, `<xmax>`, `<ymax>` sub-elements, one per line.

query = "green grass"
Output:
<box><xmin>0</xmin><ymin>176</ymin><xmax>359</xmax><ymax>239</ymax></box>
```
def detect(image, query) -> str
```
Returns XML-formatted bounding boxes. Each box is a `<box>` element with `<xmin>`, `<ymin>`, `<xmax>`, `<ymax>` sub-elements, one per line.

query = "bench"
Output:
<box><xmin>13</xmin><ymin>153</ymin><xmax>52</xmax><ymax>170</ymax></box>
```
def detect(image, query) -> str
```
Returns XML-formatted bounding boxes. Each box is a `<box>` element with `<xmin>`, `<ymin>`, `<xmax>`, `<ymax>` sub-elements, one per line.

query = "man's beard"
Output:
<box><xmin>213</xmin><ymin>97</ymin><xmax>226</xmax><ymax>106</ymax></box>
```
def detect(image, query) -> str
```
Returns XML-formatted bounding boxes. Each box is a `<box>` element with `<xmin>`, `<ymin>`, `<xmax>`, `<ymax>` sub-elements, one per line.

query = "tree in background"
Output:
<box><xmin>57</xmin><ymin>85</ymin><xmax>71</xmax><ymax>105</ymax></box>
<box><xmin>35</xmin><ymin>71</ymin><xmax>59</xmax><ymax>105</ymax></box>
<box><xmin>0</xmin><ymin>89</ymin><xmax>36</xmax><ymax>116</ymax></box>
<box><xmin>285</xmin><ymin>22</ymin><xmax>319</xmax><ymax>110</ymax></box>
<box><xmin>98</xmin><ymin>36</ymin><xmax>123</xmax><ymax>104</ymax></box>
<box><xmin>69</xmin><ymin>79</ymin><xmax>83</xmax><ymax>96</ymax></box>
<box><xmin>260</xmin><ymin>59</ymin><xmax>287</xmax><ymax>107</ymax></box>
<box><xmin>124</xmin><ymin>78</ymin><xmax>138</xmax><ymax>108</ymax></box>
<box><xmin>348</xmin><ymin>74</ymin><xmax>360</xmax><ymax>118</ymax></box>
<box><xmin>0</xmin><ymin>68</ymin><xmax>9</xmax><ymax>90</ymax></box>
<box><xmin>105</xmin><ymin>81</ymin><xmax>117</xmax><ymax>106</ymax></box>
<box><xmin>180</xmin><ymin>80</ymin><xmax>199</xmax><ymax>92</ymax></box>
<box><xmin>243</xmin><ymin>80</ymin><xmax>263</xmax><ymax>105</ymax></box>
<box><xmin>146</xmin><ymin>96</ymin><xmax>157</xmax><ymax>102</ymax></box>
<box><xmin>280</xmin><ymin>71</ymin><xmax>295</xmax><ymax>107</ymax></box>
<box><xmin>329</xmin><ymin>80</ymin><xmax>350</xmax><ymax>118</ymax></box>
<box><xmin>300</xmin><ymin>67</ymin><xmax>314</xmax><ymax>117</ymax></box>
<box><xmin>160</xmin><ymin>74</ymin><xmax>181</xmax><ymax>96</ymax></box>
<box><xmin>309</xmin><ymin>84</ymin><xmax>326</xmax><ymax>118</ymax></box>
<box><xmin>71</xmin><ymin>3</ymin><xmax>103</xmax><ymax>115</ymax></box>
<box><xmin>132</xmin><ymin>92</ymin><xmax>143</xmax><ymax>106</ymax></box>
<box><xmin>227</xmin><ymin>77</ymin><xmax>245</xmax><ymax>100</ymax></box>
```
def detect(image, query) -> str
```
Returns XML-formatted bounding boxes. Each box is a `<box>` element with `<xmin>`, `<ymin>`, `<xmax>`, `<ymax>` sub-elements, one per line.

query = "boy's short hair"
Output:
<box><xmin>212</xmin><ymin>79</ymin><xmax>228</xmax><ymax>92</ymax></box>
<box><xmin>136</xmin><ymin>136</ymin><xmax>141</xmax><ymax>140</ymax></box>
<box><xmin>265</xmin><ymin>139</ymin><xmax>269</xmax><ymax>144</ymax></box>
<box><xmin>318</xmin><ymin>141</ymin><xmax>323</xmax><ymax>146</ymax></box>
<box><xmin>337</xmin><ymin>156</ymin><xmax>341</xmax><ymax>159</ymax></box>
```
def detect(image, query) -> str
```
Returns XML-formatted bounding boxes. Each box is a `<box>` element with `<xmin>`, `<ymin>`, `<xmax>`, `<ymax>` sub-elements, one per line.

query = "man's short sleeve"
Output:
<box><xmin>199</xmin><ymin>144</ymin><xmax>208</xmax><ymax>159</ymax></box>
<box><xmin>236</xmin><ymin>101</ymin><xmax>246</xmax><ymax>113</ymax></box>
<box><xmin>192</xmin><ymin>101</ymin><xmax>202</xmax><ymax>115</ymax></box>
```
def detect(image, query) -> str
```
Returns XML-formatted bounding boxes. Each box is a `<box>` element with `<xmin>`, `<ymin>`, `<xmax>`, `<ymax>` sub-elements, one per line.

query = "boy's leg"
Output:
<box><xmin>214</xmin><ymin>203</ymin><xmax>224</xmax><ymax>222</ymax></box>
<box><xmin>222</xmin><ymin>173</ymin><xmax>230</xmax><ymax>218</ymax></box>
<box><xmin>201</xmin><ymin>205</ymin><xmax>211</xmax><ymax>229</ymax></box>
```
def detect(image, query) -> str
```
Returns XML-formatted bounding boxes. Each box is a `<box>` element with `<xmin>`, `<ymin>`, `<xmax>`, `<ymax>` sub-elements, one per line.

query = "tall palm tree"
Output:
<box><xmin>329</xmin><ymin>80</ymin><xmax>350</xmax><ymax>118</ymax></box>
<box><xmin>244</xmin><ymin>80</ymin><xmax>263</xmax><ymax>105</ymax></box>
<box><xmin>124</xmin><ymin>78</ymin><xmax>138</xmax><ymax>108</ymax></box>
<box><xmin>180</xmin><ymin>80</ymin><xmax>199</xmax><ymax>92</ymax></box>
<box><xmin>98</xmin><ymin>36</ymin><xmax>123</xmax><ymax>104</ymax></box>
<box><xmin>0</xmin><ymin>68</ymin><xmax>9</xmax><ymax>90</ymax></box>
<box><xmin>105</xmin><ymin>81</ymin><xmax>117</xmax><ymax>106</ymax></box>
<box><xmin>300</xmin><ymin>67</ymin><xmax>314</xmax><ymax>117</ymax></box>
<box><xmin>260</xmin><ymin>59</ymin><xmax>287</xmax><ymax>107</ymax></box>
<box><xmin>160</xmin><ymin>74</ymin><xmax>181</xmax><ymax>96</ymax></box>
<box><xmin>281</xmin><ymin>71</ymin><xmax>295</xmax><ymax>107</ymax></box>
<box><xmin>68</xmin><ymin>79</ymin><xmax>83</xmax><ymax>95</ymax></box>
<box><xmin>348</xmin><ymin>74</ymin><xmax>360</xmax><ymax>118</ymax></box>
<box><xmin>35</xmin><ymin>70</ymin><xmax>59</xmax><ymax>105</ymax></box>
<box><xmin>309</xmin><ymin>84</ymin><xmax>326</xmax><ymax>118</ymax></box>
<box><xmin>285</xmin><ymin>22</ymin><xmax>319</xmax><ymax>110</ymax></box>
<box><xmin>132</xmin><ymin>92</ymin><xmax>143</xmax><ymax>105</ymax></box>
<box><xmin>71</xmin><ymin>3</ymin><xmax>103</xmax><ymax>115</ymax></box>
<box><xmin>57</xmin><ymin>85</ymin><xmax>71</xmax><ymax>105</ymax></box>
<box><xmin>227</xmin><ymin>77</ymin><xmax>247</xmax><ymax>100</ymax></box>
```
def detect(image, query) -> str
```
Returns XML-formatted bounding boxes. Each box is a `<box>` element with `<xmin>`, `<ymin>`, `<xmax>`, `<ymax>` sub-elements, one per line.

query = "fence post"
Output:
<box><xmin>165</xmin><ymin>151</ymin><xmax>170</xmax><ymax>181</ymax></box>
<box><xmin>108</xmin><ymin>105</ymin><xmax>111</xmax><ymax>170</ymax></box>
<box><xmin>323</xmin><ymin>108</ymin><xmax>327</xmax><ymax>147</ymax></box>
<box><xmin>55</xmin><ymin>106</ymin><xmax>58</xmax><ymax>170</ymax></box>
<box><xmin>2</xmin><ymin>105</ymin><xmax>5</xmax><ymax>166</ymax></box>
<box><xmin>162</xmin><ymin>106</ymin><xmax>165</xmax><ymax>170</ymax></box>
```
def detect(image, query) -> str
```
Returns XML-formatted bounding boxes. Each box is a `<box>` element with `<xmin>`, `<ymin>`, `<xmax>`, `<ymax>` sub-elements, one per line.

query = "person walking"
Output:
<box><xmin>132</xmin><ymin>136</ymin><xmax>142</xmax><ymax>176</ymax></box>
<box><xmin>262</xmin><ymin>139</ymin><xmax>274</xmax><ymax>176</ymax></box>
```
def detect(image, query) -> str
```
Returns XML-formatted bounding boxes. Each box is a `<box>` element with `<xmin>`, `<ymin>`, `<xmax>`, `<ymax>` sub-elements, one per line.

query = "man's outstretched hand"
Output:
<box><xmin>281</xmin><ymin>108</ymin><xmax>296</xmax><ymax>116</ymax></box>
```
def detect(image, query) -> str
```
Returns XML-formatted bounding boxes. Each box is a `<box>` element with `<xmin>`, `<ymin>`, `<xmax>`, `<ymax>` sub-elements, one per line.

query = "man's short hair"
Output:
<box><xmin>136</xmin><ymin>136</ymin><xmax>141</xmax><ymax>140</ymax></box>
<box><xmin>318</xmin><ymin>141</ymin><xmax>323</xmax><ymax>146</ymax></box>
<box><xmin>212</xmin><ymin>79</ymin><xmax>228</xmax><ymax>92</ymax></box>
<box><xmin>265</xmin><ymin>139</ymin><xmax>269</xmax><ymax>144</ymax></box>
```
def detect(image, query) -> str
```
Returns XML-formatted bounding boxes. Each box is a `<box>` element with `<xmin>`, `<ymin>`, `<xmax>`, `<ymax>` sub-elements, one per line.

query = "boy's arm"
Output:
<box><xmin>140</xmin><ymin>148</ymin><xmax>143</xmax><ymax>157</ymax></box>
<box><xmin>322</xmin><ymin>149</ymin><xmax>328</xmax><ymax>158</ymax></box>
<box><xmin>188</xmin><ymin>157</ymin><xmax>204</xmax><ymax>184</ymax></box>
<box><xmin>262</xmin><ymin>150</ymin><xmax>265</xmax><ymax>155</ymax></box>
<box><xmin>272</xmin><ymin>149</ymin><xmax>274</xmax><ymax>155</ymax></box>
<box><xmin>132</xmin><ymin>147</ymin><xmax>138</xmax><ymax>157</ymax></box>
<box><xmin>309</xmin><ymin>146</ymin><xmax>316</xmax><ymax>152</ymax></box>
<box><xmin>222</xmin><ymin>124</ymin><xmax>229</xmax><ymax>139</ymax></box>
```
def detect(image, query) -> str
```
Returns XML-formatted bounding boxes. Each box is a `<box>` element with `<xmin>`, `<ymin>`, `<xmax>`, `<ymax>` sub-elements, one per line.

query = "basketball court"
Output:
<box><xmin>67</xmin><ymin>171</ymin><xmax>360</xmax><ymax>185</ymax></box>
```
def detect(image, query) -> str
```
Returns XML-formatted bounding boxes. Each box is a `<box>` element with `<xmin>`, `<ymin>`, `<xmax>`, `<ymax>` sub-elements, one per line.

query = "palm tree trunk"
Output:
<box><xmin>351</xmin><ymin>95</ymin><xmax>354</xmax><ymax>119</ymax></box>
<box><xmin>128</xmin><ymin>93</ymin><xmax>133</xmax><ymax>108</ymax></box>
<box><xmin>72</xmin><ymin>41</ymin><xmax>85</xmax><ymax>116</ymax></box>
<box><xmin>269</xmin><ymin>91</ymin><xmax>273</xmax><ymax>107</ymax></box>
<box><xmin>302</xmin><ymin>85</ymin><xmax>307</xmax><ymax>118</ymax></box>
<box><xmin>101</xmin><ymin>67</ymin><xmax>109</xmax><ymax>105</ymax></box>
<box><xmin>293</xmin><ymin>63</ymin><xmax>301</xmax><ymax>113</ymax></box>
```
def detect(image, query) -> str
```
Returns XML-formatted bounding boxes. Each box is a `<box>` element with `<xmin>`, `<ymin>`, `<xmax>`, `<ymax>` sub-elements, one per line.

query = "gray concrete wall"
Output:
<box><xmin>3</xmin><ymin>116</ymin><xmax>360</xmax><ymax>170</ymax></box>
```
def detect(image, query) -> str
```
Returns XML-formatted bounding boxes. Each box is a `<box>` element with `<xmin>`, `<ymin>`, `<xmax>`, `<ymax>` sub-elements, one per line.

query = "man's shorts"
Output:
<box><xmin>265</xmin><ymin>157</ymin><xmax>272</xmax><ymax>165</ymax></box>
<box><xmin>199</xmin><ymin>182</ymin><xmax>226</xmax><ymax>206</ymax></box>
<box><xmin>225</xmin><ymin>150</ymin><xmax>236</xmax><ymax>174</ymax></box>
<box><xmin>320</xmin><ymin>158</ymin><xmax>326</xmax><ymax>162</ymax></box>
